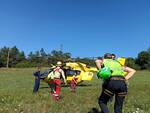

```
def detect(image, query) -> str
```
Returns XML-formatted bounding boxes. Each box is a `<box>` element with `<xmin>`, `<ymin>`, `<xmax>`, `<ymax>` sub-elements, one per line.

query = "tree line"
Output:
<box><xmin>0</xmin><ymin>46</ymin><xmax>150</xmax><ymax>70</ymax></box>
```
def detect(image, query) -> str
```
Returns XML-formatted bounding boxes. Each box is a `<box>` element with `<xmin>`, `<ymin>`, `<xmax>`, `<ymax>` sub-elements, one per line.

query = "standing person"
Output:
<box><xmin>49</xmin><ymin>61</ymin><xmax>67</xmax><ymax>100</ymax></box>
<box><xmin>70</xmin><ymin>75</ymin><xmax>78</xmax><ymax>92</ymax></box>
<box><xmin>95</xmin><ymin>53</ymin><xmax>136</xmax><ymax>113</ymax></box>
<box><xmin>33</xmin><ymin>66</ymin><xmax>41</xmax><ymax>93</ymax></box>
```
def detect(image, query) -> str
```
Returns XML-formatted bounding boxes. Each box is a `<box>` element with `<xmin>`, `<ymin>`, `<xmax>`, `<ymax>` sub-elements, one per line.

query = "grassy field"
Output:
<box><xmin>0</xmin><ymin>68</ymin><xmax>150</xmax><ymax>113</ymax></box>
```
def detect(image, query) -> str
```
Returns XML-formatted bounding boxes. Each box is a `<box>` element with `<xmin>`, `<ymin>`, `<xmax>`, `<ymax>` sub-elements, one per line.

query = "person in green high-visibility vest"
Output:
<box><xmin>95</xmin><ymin>53</ymin><xmax>136</xmax><ymax>113</ymax></box>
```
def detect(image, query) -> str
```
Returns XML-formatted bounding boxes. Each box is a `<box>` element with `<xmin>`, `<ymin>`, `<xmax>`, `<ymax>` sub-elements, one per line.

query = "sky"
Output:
<box><xmin>0</xmin><ymin>0</ymin><xmax>150</xmax><ymax>58</ymax></box>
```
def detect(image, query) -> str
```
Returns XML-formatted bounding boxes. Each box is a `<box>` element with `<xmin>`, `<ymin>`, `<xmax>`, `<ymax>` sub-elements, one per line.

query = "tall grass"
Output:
<box><xmin>0</xmin><ymin>69</ymin><xmax>150</xmax><ymax>113</ymax></box>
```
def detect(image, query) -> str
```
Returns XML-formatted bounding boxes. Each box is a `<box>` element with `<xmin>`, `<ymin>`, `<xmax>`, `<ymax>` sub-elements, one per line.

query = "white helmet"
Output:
<box><xmin>56</xmin><ymin>61</ymin><xmax>62</xmax><ymax>66</ymax></box>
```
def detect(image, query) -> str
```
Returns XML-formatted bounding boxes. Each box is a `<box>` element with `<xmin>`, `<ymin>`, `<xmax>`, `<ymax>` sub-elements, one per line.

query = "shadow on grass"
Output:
<box><xmin>61</xmin><ymin>83</ymin><xmax>93</xmax><ymax>87</ymax></box>
<box><xmin>88</xmin><ymin>108</ymin><xmax>101</xmax><ymax>113</ymax></box>
<box><xmin>78</xmin><ymin>84</ymin><xmax>92</xmax><ymax>87</ymax></box>
<box><xmin>39</xmin><ymin>84</ymin><xmax>92</xmax><ymax>89</ymax></box>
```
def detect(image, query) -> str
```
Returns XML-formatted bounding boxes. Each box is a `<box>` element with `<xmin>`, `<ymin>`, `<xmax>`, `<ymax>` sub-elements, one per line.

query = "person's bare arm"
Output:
<box><xmin>73</xmin><ymin>77</ymin><xmax>77</xmax><ymax>84</ymax></box>
<box><xmin>61</xmin><ymin>70</ymin><xmax>67</xmax><ymax>83</ymax></box>
<box><xmin>122</xmin><ymin>66</ymin><xmax>136</xmax><ymax>80</ymax></box>
<box><xmin>95</xmin><ymin>59</ymin><xmax>103</xmax><ymax>70</ymax></box>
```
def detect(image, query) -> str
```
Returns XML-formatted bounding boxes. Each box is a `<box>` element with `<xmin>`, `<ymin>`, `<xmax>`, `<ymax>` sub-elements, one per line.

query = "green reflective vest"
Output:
<box><xmin>103</xmin><ymin>59</ymin><xmax>125</xmax><ymax>76</ymax></box>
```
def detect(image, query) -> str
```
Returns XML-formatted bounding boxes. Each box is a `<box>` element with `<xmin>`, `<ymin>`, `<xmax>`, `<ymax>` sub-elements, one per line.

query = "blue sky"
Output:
<box><xmin>0</xmin><ymin>0</ymin><xmax>150</xmax><ymax>58</ymax></box>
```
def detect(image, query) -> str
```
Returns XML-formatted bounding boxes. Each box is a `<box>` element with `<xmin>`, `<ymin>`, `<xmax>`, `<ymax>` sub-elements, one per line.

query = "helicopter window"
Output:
<box><xmin>65</xmin><ymin>69</ymin><xmax>81</xmax><ymax>76</ymax></box>
<box><xmin>76</xmin><ymin>70</ymin><xmax>81</xmax><ymax>75</ymax></box>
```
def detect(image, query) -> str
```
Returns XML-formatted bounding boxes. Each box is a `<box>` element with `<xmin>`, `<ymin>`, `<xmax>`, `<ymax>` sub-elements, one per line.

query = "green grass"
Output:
<box><xmin>0</xmin><ymin>68</ymin><xmax>150</xmax><ymax>113</ymax></box>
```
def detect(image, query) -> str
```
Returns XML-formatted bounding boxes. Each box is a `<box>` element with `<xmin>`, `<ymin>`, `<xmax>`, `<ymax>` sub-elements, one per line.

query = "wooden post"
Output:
<box><xmin>6</xmin><ymin>48</ymin><xmax>10</xmax><ymax>68</ymax></box>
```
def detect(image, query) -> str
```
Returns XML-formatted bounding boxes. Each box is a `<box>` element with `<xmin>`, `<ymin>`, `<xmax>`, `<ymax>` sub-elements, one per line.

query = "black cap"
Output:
<box><xmin>104</xmin><ymin>53</ymin><xmax>112</xmax><ymax>59</ymax></box>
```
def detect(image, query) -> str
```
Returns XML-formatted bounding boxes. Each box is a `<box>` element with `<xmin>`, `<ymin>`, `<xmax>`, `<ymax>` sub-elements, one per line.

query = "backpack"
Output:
<box><xmin>97</xmin><ymin>67</ymin><xmax>112</xmax><ymax>80</ymax></box>
<box><xmin>47</xmin><ymin>71</ymin><xmax>55</xmax><ymax>80</ymax></box>
<box><xmin>47</xmin><ymin>67</ymin><xmax>62</xmax><ymax>80</ymax></box>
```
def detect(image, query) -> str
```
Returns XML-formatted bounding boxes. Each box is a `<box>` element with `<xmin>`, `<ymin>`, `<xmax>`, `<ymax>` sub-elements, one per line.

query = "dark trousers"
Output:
<box><xmin>33</xmin><ymin>78</ymin><xmax>40</xmax><ymax>93</ymax></box>
<box><xmin>99</xmin><ymin>79</ymin><xmax>127</xmax><ymax>113</ymax></box>
<box><xmin>33</xmin><ymin>71</ymin><xmax>41</xmax><ymax>93</ymax></box>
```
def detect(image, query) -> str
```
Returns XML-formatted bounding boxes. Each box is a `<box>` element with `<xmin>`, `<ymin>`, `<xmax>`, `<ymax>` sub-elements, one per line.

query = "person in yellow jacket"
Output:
<box><xmin>95</xmin><ymin>53</ymin><xmax>136</xmax><ymax>113</ymax></box>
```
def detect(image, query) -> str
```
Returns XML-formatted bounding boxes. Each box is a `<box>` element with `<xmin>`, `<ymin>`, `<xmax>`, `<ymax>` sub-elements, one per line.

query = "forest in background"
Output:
<box><xmin>0</xmin><ymin>46</ymin><xmax>150</xmax><ymax>70</ymax></box>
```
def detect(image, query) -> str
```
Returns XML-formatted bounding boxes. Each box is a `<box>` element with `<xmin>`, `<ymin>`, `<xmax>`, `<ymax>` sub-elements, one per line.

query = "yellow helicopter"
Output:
<box><xmin>65</xmin><ymin>62</ymin><xmax>97</xmax><ymax>83</ymax></box>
